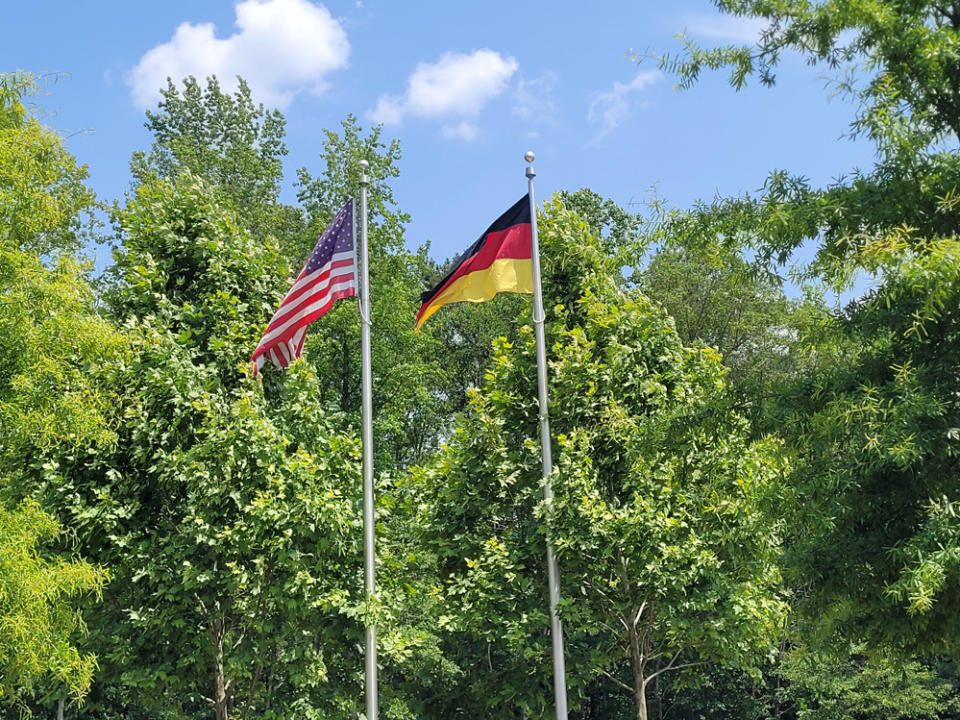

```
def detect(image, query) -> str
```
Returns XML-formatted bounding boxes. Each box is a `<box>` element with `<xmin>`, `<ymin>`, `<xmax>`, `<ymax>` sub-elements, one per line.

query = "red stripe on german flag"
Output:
<box><xmin>416</xmin><ymin>195</ymin><xmax>533</xmax><ymax>329</ymax></box>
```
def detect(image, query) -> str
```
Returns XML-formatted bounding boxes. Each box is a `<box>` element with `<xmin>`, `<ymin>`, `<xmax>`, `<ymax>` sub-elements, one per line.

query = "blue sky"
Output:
<box><xmin>5</xmin><ymin>0</ymin><xmax>875</xmax><ymax>267</ymax></box>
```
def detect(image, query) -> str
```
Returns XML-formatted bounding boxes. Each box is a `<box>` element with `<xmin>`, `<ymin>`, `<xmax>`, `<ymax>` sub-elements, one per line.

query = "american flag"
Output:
<box><xmin>252</xmin><ymin>200</ymin><xmax>357</xmax><ymax>373</ymax></box>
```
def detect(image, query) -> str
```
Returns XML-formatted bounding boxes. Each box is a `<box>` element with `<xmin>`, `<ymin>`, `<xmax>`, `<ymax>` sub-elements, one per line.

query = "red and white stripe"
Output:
<box><xmin>252</xmin><ymin>249</ymin><xmax>356</xmax><ymax>373</ymax></box>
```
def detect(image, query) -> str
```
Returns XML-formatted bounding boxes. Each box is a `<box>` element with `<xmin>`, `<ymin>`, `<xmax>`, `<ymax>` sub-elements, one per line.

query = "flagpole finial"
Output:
<box><xmin>525</xmin><ymin>150</ymin><xmax>536</xmax><ymax>179</ymax></box>
<box><xmin>359</xmin><ymin>159</ymin><xmax>369</xmax><ymax>186</ymax></box>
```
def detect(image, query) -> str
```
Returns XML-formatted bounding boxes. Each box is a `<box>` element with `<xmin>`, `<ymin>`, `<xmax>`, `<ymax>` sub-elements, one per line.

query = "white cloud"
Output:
<box><xmin>369</xmin><ymin>95</ymin><xmax>404</xmax><ymax>126</ymax></box>
<box><xmin>128</xmin><ymin>0</ymin><xmax>350</xmax><ymax>110</ymax></box>
<box><xmin>369</xmin><ymin>49</ymin><xmax>518</xmax><ymax>139</ymax></box>
<box><xmin>587</xmin><ymin>70</ymin><xmax>661</xmax><ymax>141</ymax></box>
<box><xmin>442</xmin><ymin>121</ymin><xmax>479</xmax><ymax>142</ymax></box>
<box><xmin>512</xmin><ymin>71</ymin><xmax>558</xmax><ymax>122</ymax></box>
<box><xmin>683</xmin><ymin>13</ymin><xmax>768</xmax><ymax>44</ymax></box>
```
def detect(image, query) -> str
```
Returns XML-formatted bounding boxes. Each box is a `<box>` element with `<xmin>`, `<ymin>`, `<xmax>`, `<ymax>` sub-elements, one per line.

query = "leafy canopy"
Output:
<box><xmin>411</xmin><ymin>198</ymin><xmax>787</xmax><ymax>719</ymax></box>
<box><xmin>0</xmin><ymin>499</ymin><xmax>106</xmax><ymax>705</ymax></box>
<box><xmin>0</xmin><ymin>71</ymin><xmax>114</xmax><ymax>710</ymax></box>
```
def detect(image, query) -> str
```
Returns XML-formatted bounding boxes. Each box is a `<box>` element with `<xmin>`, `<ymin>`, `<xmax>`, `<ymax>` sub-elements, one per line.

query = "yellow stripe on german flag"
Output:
<box><xmin>416</xmin><ymin>195</ymin><xmax>532</xmax><ymax>329</ymax></box>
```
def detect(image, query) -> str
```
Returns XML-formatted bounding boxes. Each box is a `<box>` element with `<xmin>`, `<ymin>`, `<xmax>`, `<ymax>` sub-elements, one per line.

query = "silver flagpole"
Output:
<box><xmin>358</xmin><ymin>159</ymin><xmax>378</xmax><ymax>720</ymax></box>
<box><xmin>525</xmin><ymin>150</ymin><xmax>569</xmax><ymax>719</ymax></box>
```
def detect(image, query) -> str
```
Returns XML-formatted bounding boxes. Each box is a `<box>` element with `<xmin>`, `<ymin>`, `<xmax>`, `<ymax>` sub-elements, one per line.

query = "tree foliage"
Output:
<box><xmin>0</xmin><ymin>72</ymin><xmax>96</xmax><ymax>255</ymax></box>
<box><xmin>651</xmin><ymin>0</ymin><xmax>960</xmax><ymax>661</ymax></box>
<box><xmin>132</xmin><ymin>77</ymin><xmax>287</xmax><ymax>219</ymax></box>
<box><xmin>29</xmin><ymin>171</ymin><xmax>370</xmax><ymax>720</ymax></box>
<box><xmin>779</xmin><ymin>644</ymin><xmax>959</xmax><ymax>720</ymax></box>
<box><xmin>662</xmin><ymin>0</ymin><xmax>960</xmax><ymax>143</ymax></box>
<box><xmin>11</xmin><ymin>3</ymin><xmax>960</xmax><ymax>710</ymax></box>
<box><xmin>0</xmin><ymin>71</ymin><xmax>117</xmax><ymax>712</ymax></box>
<box><xmin>295</xmin><ymin>116</ymin><xmax>453</xmax><ymax>468</ymax></box>
<box><xmin>0</xmin><ymin>499</ymin><xmax>106</xmax><ymax>706</ymax></box>
<box><xmin>782</xmin><ymin>235</ymin><xmax>960</xmax><ymax>654</ymax></box>
<box><xmin>411</xmin><ymin>200</ymin><xmax>787</xmax><ymax>720</ymax></box>
<box><xmin>653</xmin><ymin>0</ymin><xmax>960</xmax><ymax>282</ymax></box>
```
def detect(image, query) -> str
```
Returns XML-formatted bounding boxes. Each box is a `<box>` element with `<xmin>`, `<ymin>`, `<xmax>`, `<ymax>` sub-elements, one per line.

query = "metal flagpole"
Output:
<box><xmin>525</xmin><ymin>150</ymin><xmax>569</xmax><ymax>720</ymax></box>
<box><xmin>358</xmin><ymin>159</ymin><xmax>378</xmax><ymax>720</ymax></box>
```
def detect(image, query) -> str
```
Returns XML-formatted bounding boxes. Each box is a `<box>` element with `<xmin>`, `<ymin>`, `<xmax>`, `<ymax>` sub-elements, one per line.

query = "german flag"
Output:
<box><xmin>416</xmin><ymin>195</ymin><xmax>533</xmax><ymax>329</ymax></box>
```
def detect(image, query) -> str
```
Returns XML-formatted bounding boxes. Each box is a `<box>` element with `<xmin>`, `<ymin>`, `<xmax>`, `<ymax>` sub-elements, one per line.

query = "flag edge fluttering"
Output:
<box><xmin>415</xmin><ymin>194</ymin><xmax>533</xmax><ymax>330</ymax></box>
<box><xmin>251</xmin><ymin>199</ymin><xmax>357</xmax><ymax>374</ymax></box>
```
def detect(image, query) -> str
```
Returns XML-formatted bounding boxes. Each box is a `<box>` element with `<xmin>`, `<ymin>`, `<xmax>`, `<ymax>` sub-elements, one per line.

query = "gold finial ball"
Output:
<box><xmin>359</xmin><ymin>159</ymin><xmax>369</xmax><ymax>169</ymax></box>
<box><xmin>524</xmin><ymin>151</ymin><xmax>535</xmax><ymax>163</ymax></box>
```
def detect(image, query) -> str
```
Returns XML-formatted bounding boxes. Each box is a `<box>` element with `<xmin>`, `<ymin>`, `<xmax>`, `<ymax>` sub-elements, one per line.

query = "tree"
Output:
<box><xmin>9</xmin><ymin>170</ymin><xmax>369</xmax><ymax>720</ymax></box>
<box><xmin>558</xmin><ymin>188</ymin><xmax>642</xmax><ymax>267</ymax></box>
<box><xmin>654</xmin><ymin>0</ymin><xmax>960</xmax><ymax>281</ymax></box>
<box><xmin>0</xmin><ymin>71</ymin><xmax>97</xmax><ymax>255</ymax></box>
<box><xmin>131</xmin><ymin>76</ymin><xmax>289</xmax><ymax>234</ymax></box>
<box><xmin>662</xmin><ymin>0</ymin><xmax>960</xmax><ymax>143</ymax></box>
<box><xmin>412</xmin><ymin>198</ymin><xmax>787</xmax><ymax>720</ymax></box>
<box><xmin>560</xmin><ymin>188</ymin><xmax>805</xmax><ymax>434</ymax></box>
<box><xmin>0</xmin><ymin>499</ymin><xmax>106</xmax><ymax>708</ymax></box>
<box><xmin>102</xmin><ymin>85</ymin><xmax>466</xmax><ymax>716</ymax></box>
<box><xmin>0</xmin><ymin>71</ymin><xmax>115</xmax><ymax>711</ymax></box>
<box><xmin>0</xmin><ymin>245</ymin><xmax>118</xmax><ymax>713</ymax></box>
<box><xmin>781</xmin><ymin>236</ymin><xmax>960</xmax><ymax>655</ymax></box>
<box><xmin>651</xmin><ymin>0</ymin><xmax>960</xmax><ymax>656</ymax></box>
<box><xmin>109</xmin><ymin>172</ymin><xmax>365</xmax><ymax>719</ymax></box>
<box><xmin>653</xmin><ymin>663</ymin><xmax>776</xmax><ymax>720</ymax></box>
<box><xmin>778</xmin><ymin>643</ymin><xmax>959</xmax><ymax>720</ymax></box>
<box><xmin>0</xmin><ymin>245</ymin><xmax>122</xmax><ymax>475</ymax></box>
<box><xmin>295</xmin><ymin>115</ymin><xmax>451</xmax><ymax>468</ymax></box>
<box><xmin>636</xmin><ymin>244</ymin><xmax>804</xmax><ymax>434</ymax></box>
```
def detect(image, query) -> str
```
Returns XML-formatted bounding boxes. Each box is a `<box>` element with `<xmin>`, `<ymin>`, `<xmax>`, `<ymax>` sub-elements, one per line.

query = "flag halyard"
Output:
<box><xmin>252</xmin><ymin>200</ymin><xmax>357</xmax><ymax>373</ymax></box>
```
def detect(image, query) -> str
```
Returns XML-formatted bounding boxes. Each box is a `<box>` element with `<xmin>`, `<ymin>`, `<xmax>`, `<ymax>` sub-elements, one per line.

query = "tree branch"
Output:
<box><xmin>600</xmin><ymin>667</ymin><xmax>635</xmax><ymax>694</ymax></box>
<box><xmin>632</xmin><ymin>600</ymin><xmax>648</xmax><ymax>630</ymax></box>
<box><xmin>643</xmin><ymin>658</ymin><xmax>706</xmax><ymax>687</ymax></box>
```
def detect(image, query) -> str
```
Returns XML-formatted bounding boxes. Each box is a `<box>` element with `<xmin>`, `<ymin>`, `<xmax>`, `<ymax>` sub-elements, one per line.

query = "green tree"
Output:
<box><xmin>654</xmin><ymin>0</ymin><xmax>960</xmax><ymax>281</ymax></box>
<box><xmin>131</xmin><ymin>76</ymin><xmax>290</xmax><ymax>234</ymax></box>
<box><xmin>781</xmin><ymin>235</ymin><xmax>960</xmax><ymax>654</ymax></box>
<box><xmin>662</xmin><ymin>0</ymin><xmax>960</xmax><ymax>143</ymax></box>
<box><xmin>558</xmin><ymin>187</ymin><xmax>642</xmax><ymax>267</ymax></box>
<box><xmin>0</xmin><ymin>71</ymin><xmax>96</xmax><ymax>255</ymax></box>
<box><xmin>111</xmin><ymin>85</ymin><xmax>463</xmax><ymax>716</ymax></box>
<box><xmin>651</xmin><ymin>0</ymin><xmax>960</xmax><ymax>656</ymax></box>
<box><xmin>412</xmin><ymin>199</ymin><xmax>787</xmax><ymax>720</ymax></box>
<box><xmin>0</xmin><ymin>245</ymin><xmax>121</xmax><ymax>474</ymax></box>
<box><xmin>559</xmin><ymin>188</ymin><xmax>805</xmax><ymax>435</ymax></box>
<box><xmin>0</xmin><ymin>247</ymin><xmax>118</xmax><ymax>713</ymax></box>
<box><xmin>295</xmin><ymin>116</ymin><xmax>449</xmax><ymax>468</ymax></box>
<box><xmin>636</xmin><ymin>244</ymin><xmax>805</xmax><ymax>434</ymax></box>
<box><xmin>87</xmin><ymin>172</ymin><xmax>367</xmax><ymax>719</ymax></box>
<box><xmin>0</xmin><ymin>499</ymin><xmax>106</xmax><ymax>707</ymax></box>
<box><xmin>778</xmin><ymin>644</ymin><xmax>959</xmax><ymax>720</ymax></box>
<box><xmin>654</xmin><ymin>663</ymin><xmax>776</xmax><ymax>720</ymax></box>
<box><xmin>0</xmin><ymin>71</ymin><xmax>116</xmax><ymax>711</ymax></box>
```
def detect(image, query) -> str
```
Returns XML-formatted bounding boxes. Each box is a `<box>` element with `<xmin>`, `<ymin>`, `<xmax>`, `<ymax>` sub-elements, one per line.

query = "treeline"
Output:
<box><xmin>3</xmin><ymin>2</ymin><xmax>960</xmax><ymax>718</ymax></box>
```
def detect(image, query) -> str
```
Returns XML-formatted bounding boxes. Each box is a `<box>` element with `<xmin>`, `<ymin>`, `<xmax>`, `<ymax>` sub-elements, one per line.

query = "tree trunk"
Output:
<box><xmin>619</xmin><ymin>552</ymin><xmax>649</xmax><ymax>720</ymax></box>
<box><xmin>628</xmin><ymin>618</ymin><xmax>647</xmax><ymax>720</ymax></box>
<box><xmin>211</xmin><ymin>618</ymin><xmax>229</xmax><ymax>720</ymax></box>
<box><xmin>56</xmin><ymin>699</ymin><xmax>64</xmax><ymax>720</ymax></box>
<box><xmin>655</xmin><ymin>657</ymin><xmax>663</xmax><ymax>720</ymax></box>
<box><xmin>636</xmin><ymin>683</ymin><xmax>648</xmax><ymax>720</ymax></box>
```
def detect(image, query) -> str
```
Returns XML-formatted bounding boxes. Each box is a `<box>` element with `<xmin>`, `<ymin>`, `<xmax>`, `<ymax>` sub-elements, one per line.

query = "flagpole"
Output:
<box><xmin>358</xmin><ymin>159</ymin><xmax>378</xmax><ymax>720</ymax></box>
<box><xmin>525</xmin><ymin>150</ymin><xmax>569</xmax><ymax>720</ymax></box>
